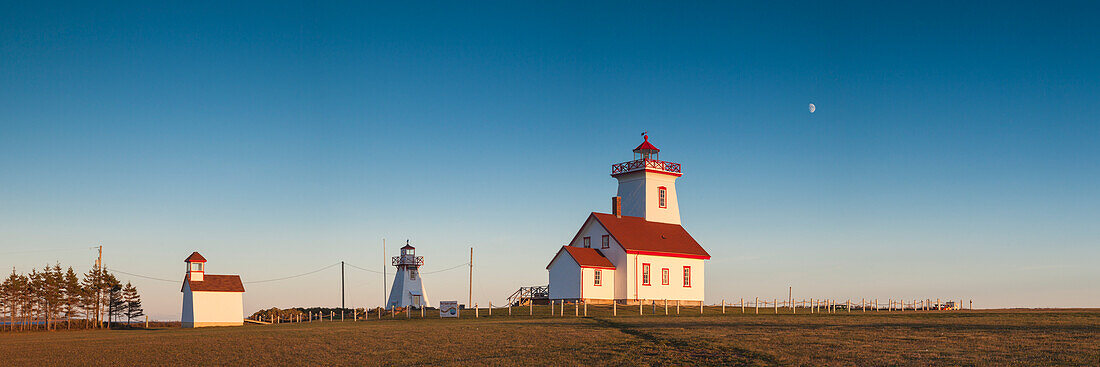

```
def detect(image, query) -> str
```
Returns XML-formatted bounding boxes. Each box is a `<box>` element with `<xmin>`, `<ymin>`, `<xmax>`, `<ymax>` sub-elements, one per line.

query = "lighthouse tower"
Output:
<box><xmin>610</xmin><ymin>134</ymin><xmax>683</xmax><ymax>224</ymax></box>
<box><xmin>387</xmin><ymin>241</ymin><xmax>429</xmax><ymax>309</ymax></box>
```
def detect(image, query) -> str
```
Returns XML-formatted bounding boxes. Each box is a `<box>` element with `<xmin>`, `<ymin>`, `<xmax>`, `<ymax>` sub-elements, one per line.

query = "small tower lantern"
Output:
<box><xmin>633</xmin><ymin>134</ymin><xmax>660</xmax><ymax>161</ymax></box>
<box><xmin>185</xmin><ymin>252</ymin><xmax>207</xmax><ymax>282</ymax></box>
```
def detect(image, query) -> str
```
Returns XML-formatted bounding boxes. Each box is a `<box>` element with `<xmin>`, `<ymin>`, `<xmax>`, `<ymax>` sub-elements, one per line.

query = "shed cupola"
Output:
<box><xmin>185</xmin><ymin>252</ymin><xmax>207</xmax><ymax>282</ymax></box>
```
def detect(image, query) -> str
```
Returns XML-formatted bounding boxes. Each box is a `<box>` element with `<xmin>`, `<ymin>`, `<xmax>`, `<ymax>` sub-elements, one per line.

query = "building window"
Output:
<box><xmin>190</xmin><ymin>263</ymin><xmax>203</xmax><ymax>272</ymax></box>
<box><xmin>683</xmin><ymin>266</ymin><xmax>691</xmax><ymax>287</ymax></box>
<box><xmin>594</xmin><ymin>269</ymin><xmax>602</xmax><ymax>286</ymax></box>
<box><xmin>601</xmin><ymin>235</ymin><xmax>609</xmax><ymax>249</ymax></box>
<box><xmin>658</xmin><ymin>187</ymin><xmax>667</xmax><ymax>208</ymax></box>
<box><xmin>642</xmin><ymin>263</ymin><xmax>651</xmax><ymax>286</ymax></box>
<box><xmin>583</xmin><ymin>237</ymin><xmax>591</xmax><ymax>248</ymax></box>
<box><xmin>662</xmin><ymin>268</ymin><xmax>669</xmax><ymax>285</ymax></box>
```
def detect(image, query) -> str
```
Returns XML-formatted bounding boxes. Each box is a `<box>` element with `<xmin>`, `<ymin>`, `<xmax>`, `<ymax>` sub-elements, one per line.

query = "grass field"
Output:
<box><xmin>2</xmin><ymin>307</ymin><xmax>1098</xmax><ymax>366</ymax></box>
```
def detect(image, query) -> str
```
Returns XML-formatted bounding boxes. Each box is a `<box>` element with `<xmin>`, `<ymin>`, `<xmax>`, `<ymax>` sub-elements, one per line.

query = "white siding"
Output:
<box><xmin>633</xmin><ymin>255</ymin><xmax>704</xmax><ymax>302</ymax></box>
<box><xmin>547</xmin><ymin>252</ymin><xmax>581</xmax><ymax>300</ymax></box>
<box><xmin>614</xmin><ymin>171</ymin><xmax>681</xmax><ymax>225</ymax></box>
<box><xmin>580</xmin><ymin>267</ymin><xmax>615</xmax><ymax>300</ymax></box>
<box><xmin>570</xmin><ymin>218</ymin><xmax>628</xmax><ymax>299</ymax></box>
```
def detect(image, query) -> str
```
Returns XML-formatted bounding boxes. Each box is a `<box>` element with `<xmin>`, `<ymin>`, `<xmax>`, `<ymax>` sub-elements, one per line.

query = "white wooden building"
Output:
<box><xmin>547</xmin><ymin>135</ymin><xmax>710</xmax><ymax>305</ymax></box>
<box><xmin>181</xmin><ymin>252</ymin><xmax>245</xmax><ymax>327</ymax></box>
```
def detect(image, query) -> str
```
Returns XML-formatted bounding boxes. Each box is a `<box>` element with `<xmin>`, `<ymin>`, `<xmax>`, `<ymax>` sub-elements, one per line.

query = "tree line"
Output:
<box><xmin>0</xmin><ymin>263</ymin><xmax>143</xmax><ymax>331</ymax></box>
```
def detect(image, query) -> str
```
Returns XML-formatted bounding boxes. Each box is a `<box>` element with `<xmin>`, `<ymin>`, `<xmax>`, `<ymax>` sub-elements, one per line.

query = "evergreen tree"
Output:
<box><xmin>61</xmin><ymin>267</ymin><xmax>82</xmax><ymax>329</ymax></box>
<box><xmin>106</xmin><ymin>284</ymin><xmax>124</xmax><ymax>329</ymax></box>
<box><xmin>0</xmin><ymin>270</ymin><xmax>16</xmax><ymax>331</ymax></box>
<box><xmin>122</xmin><ymin>282</ymin><xmax>143</xmax><ymax>325</ymax></box>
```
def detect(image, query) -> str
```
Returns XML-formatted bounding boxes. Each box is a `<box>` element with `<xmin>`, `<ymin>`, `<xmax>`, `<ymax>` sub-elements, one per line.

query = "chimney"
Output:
<box><xmin>612</xmin><ymin>196</ymin><xmax>622</xmax><ymax>218</ymax></box>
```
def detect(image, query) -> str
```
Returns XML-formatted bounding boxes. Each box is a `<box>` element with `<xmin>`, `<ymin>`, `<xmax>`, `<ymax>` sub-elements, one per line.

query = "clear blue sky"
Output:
<box><xmin>2</xmin><ymin>1</ymin><xmax>1098</xmax><ymax>319</ymax></box>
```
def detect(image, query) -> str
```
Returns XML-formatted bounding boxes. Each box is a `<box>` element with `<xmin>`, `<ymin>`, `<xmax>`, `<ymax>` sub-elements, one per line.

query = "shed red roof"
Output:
<box><xmin>184</xmin><ymin>252</ymin><xmax>207</xmax><ymax>263</ymax></box>
<box><xmin>182</xmin><ymin>274</ymin><xmax>245</xmax><ymax>293</ymax></box>
<box><xmin>547</xmin><ymin>246</ymin><xmax>616</xmax><ymax>270</ymax></box>
<box><xmin>633</xmin><ymin>135</ymin><xmax>660</xmax><ymax>153</ymax></box>
<box><xmin>586</xmin><ymin>213</ymin><xmax>710</xmax><ymax>259</ymax></box>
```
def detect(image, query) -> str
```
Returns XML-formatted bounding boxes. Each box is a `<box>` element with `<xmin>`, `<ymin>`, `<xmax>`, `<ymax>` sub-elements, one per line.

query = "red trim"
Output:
<box><xmin>661</xmin><ymin>268</ymin><xmax>669</xmax><ymax>285</ymax></box>
<box><xmin>611</xmin><ymin>168</ymin><xmax>683</xmax><ymax>178</ymax></box>
<box><xmin>658</xmin><ymin>186</ymin><xmax>667</xmax><ymax>208</ymax></box>
<box><xmin>625</xmin><ymin>250</ymin><xmax>711</xmax><ymax>260</ymax></box>
<box><xmin>579</xmin><ymin>265</ymin><xmax>616</xmax><ymax>270</ymax></box>
<box><xmin>594</xmin><ymin>269</ymin><xmax>602</xmax><ymax>286</ymax></box>
<box><xmin>641</xmin><ymin>263</ymin><xmax>651</xmax><ymax>286</ymax></box>
<box><xmin>683</xmin><ymin>266</ymin><xmax>691</xmax><ymax>288</ymax></box>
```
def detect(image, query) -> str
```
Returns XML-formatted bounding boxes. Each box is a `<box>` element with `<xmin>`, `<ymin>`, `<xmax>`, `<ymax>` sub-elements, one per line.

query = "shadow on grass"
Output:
<box><xmin>591</xmin><ymin>317</ymin><xmax>781</xmax><ymax>366</ymax></box>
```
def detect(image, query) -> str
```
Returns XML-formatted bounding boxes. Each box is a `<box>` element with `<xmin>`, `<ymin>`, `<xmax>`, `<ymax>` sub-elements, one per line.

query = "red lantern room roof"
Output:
<box><xmin>184</xmin><ymin>252</ymin><xmax>207</xmax><ymax>263</ymax></box>
<box><xmin>401</xmin><ymin>244</ymin><xmax>415</xmax><ymax>250</ymax></box>
<box><xmin>633</xmin><ymin>135</ymin><xmax>660</xmax><ymax>153</ymax></box>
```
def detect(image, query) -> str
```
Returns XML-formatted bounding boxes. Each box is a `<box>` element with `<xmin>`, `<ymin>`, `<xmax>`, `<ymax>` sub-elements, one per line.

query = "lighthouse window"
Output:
<box><xmin>410</xmin><ymin>269</ymin><xmax>417</xmax><ymax>280</ymax></box>
<box><xmin>683</xmin><ymin>266</ymin><xmax>691</xmax><ymax>287</ymax></box>
<box><xmin>583</xmin><ymin>237</ymin><xmax>591</xmax><ymax>248</ymax></box>
<box><xmin>601</xmin><ymin>235</ymin><xmax>609</xmax><ymax>249</ymax></box>
<box><xmin>594</xmin><ymin>269</ymin><xmax>602</xmax><ymax>286</ymax></box>
<box><xmin>190</xmin><ymin>263</ymin><xmax>203</xmax><ymax>272</ymax></box>
<box><xmin>642</xmin><ymin>263</ymin><xmax>651</xmax><ymax>286</ymax></box>
<box><xmin>658</xmin><ymin>187</ymin><xmax>667</xmax><ymax>208</ymax></box>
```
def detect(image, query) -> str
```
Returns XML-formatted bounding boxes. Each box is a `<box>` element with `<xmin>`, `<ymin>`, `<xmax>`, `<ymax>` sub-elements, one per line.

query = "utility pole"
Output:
<box><xmin>341</xmin><ymin>261</ymin><xmax>345</xmax><ymax>311</ymax></box>
<box><xmin>468</xmin><ymin>247</ymin><xmax>473</xmax><ymax>308</ymax></box>
<box><xmin>96</xmin><ymin>244</ymin><xmax>103</xmax><ymax>328</ymax></box>
<box><xmin>382</xmin><ymin>239</ymin><xmax>387</xmax><ymax>310</ymax></box>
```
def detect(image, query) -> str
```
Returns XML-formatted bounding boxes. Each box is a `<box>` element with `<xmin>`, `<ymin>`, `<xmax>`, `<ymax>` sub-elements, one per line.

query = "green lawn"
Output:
<box><xmin>2</xmin><ymin>308</ymin><xmax>1098</xmax><ymax>366</ymax></box>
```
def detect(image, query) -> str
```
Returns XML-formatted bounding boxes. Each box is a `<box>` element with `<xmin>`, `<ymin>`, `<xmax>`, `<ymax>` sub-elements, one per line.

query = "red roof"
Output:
<box><xmin>184</xmin><ymin>252</ymin><xmax>207</xmax><ymax>263</ymax></box>
<box><xmin>182</xmin><ymin>274</ymin><xmax>245</xmax><ymax>293</ymax></box>
<box><xmin>547</xmin><ymin>246</ymin><xmax>616</xmax><ymax>270</ymax></box>
<box><xmin>633</xmin><ymin>135</ymin><xmax>660</xmax><ymax>153</ymax></box>
<box><xmin>585</xmin><ymin>213</ymin><xmax>710</xmax><ymax>259</ymax></box>
<box><xmin>401</xmin><ymin>244</ymin><xmax>415</xmax><ymax>250</ymax></box>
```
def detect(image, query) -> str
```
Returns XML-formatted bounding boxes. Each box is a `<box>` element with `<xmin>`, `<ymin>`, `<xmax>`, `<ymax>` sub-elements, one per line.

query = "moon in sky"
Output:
<box><xmin>808</xmin><ymin>103</ymin><xmax>816</xmax><ymax>113</ymax></box>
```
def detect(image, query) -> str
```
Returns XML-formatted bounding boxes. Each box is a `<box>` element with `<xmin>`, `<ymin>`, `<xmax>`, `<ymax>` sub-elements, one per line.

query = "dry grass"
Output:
<box><xmin>1</xmin><ymin>308</ymin><xmax>1097</xmax><ymax>366</ymax></box>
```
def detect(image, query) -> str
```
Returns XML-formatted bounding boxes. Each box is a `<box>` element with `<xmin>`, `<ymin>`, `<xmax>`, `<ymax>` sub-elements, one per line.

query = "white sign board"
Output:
<box><xmin>439</xmin><ymin>301</ymin><xmax>459</xmax><ymax>318</ymax></box>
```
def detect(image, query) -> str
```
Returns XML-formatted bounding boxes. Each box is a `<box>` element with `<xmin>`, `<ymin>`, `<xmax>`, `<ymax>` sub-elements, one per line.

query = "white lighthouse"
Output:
<box><xmin>387</xmin><ymin>241</ymin><xmax>429</xmax><ymax>309</ymax></box>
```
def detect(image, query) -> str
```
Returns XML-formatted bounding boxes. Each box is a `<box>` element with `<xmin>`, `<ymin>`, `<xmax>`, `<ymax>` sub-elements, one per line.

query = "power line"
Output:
<box><xmin>244</xmin><ymin>262</ymin><xmax>341</xmax><ymax>284</ymax></box>
<box><xmin>0</xmin><ymin>246</ymin><xmax>97</xmax><ymax>255</ymax></box>
<box><xmin>108</xmin><ymin>268</ymin><xmax>178</xmax><ymax>283</ymax></box>
<box><xmin>344</xmin><ymin>262</ymin><xmax>384</xmax><ymax>274</ymax></box>
<box><xmin>421</xmin><ymin>262</ymin><xmax>471</xmax><ymax>275</ymax></box>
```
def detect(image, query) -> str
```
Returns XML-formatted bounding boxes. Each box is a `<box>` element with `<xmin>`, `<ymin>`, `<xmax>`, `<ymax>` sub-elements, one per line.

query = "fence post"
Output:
<box><xmin>774</xmin><ymin>299</ymin><xmax>778</xmax><ymax>314</ymax></box>
<box><xmin>613</xmin><ymin>301</ymin><xmax>617</xmax><ymax>316</ymax></box>
<box><xmin>677</xmin><ymin>300</ymin><xmax>681</xmax><ymax>314</ymax></box>
<box><xmin>576</xmin><ymin>301</ymin><xmax>579</xmax><ymax>316</ymax></box>
<box><xmin>741</xmin><ymin>298</ymin><xmax>744</xmax><ymax>313</ymax></box>
<box><xmin>640</xmin><ymin>300</ymin><xmax>643</xmax><ymax>316</ymax></box>
<box><xmin>584</xmin><ymin>301</ymin><xmax>587</xmax><ymax>317</ymax></box>
<box><xmin>489</xmin><ymin>302</ymin><xmax>492</xmax><ymax>316</ymax></box>
<box><xmin>721</xmin><ymin>299</ymin><xmax>725</xmax><ymax>314</ymax></box>
<box><xmin>755</xmin><ymin>297</ymin><xmax>759</xmax><ymax>314</ymax></box>
<box><xmin>530</xmin><ymin>301</ymin><xmax>533</xmax><ymax>316</ymax></box>
<box><xmin>665</xmin><ymin>299</ymin><xmax>669</xmax><ymax>315</ymax></box>
<box><xmin>700</xmin><ymin>301</ymin><xmax>704</xmax><ymax>314</ymax></box>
